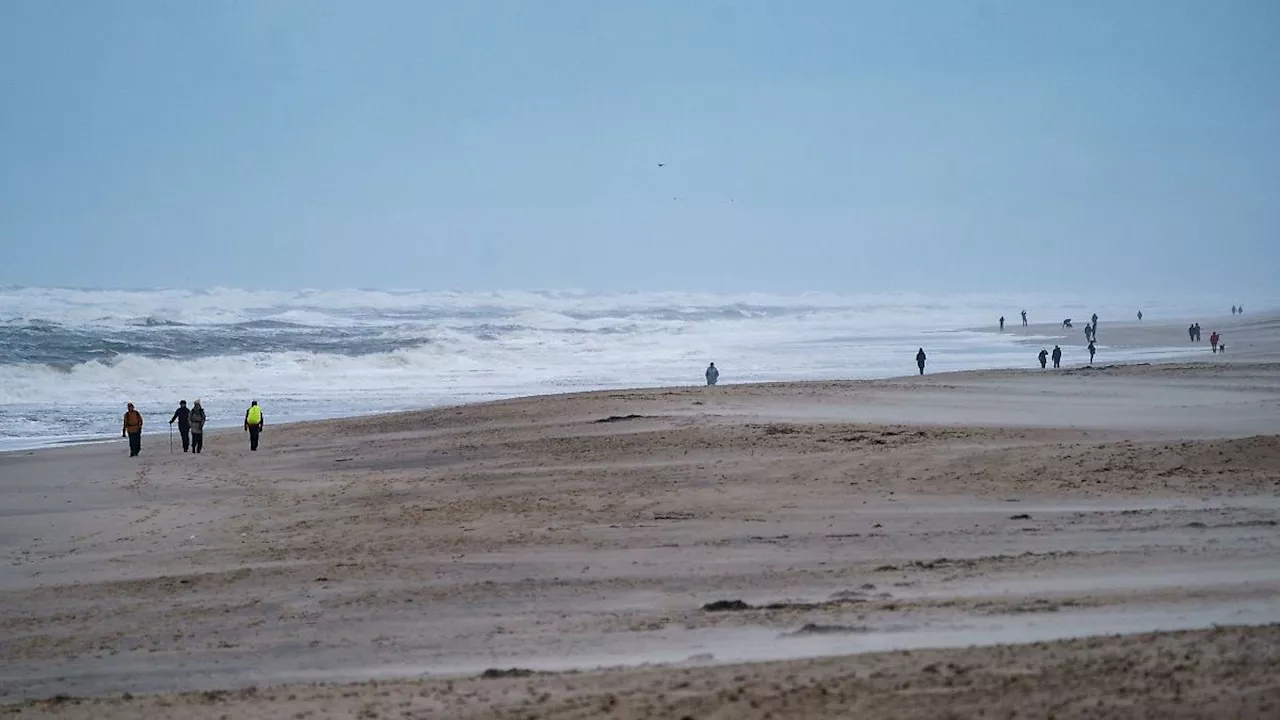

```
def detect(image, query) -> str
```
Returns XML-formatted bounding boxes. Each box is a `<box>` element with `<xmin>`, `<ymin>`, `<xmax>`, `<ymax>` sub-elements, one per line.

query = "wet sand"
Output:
<box><xmin>3</xmin><ymin>354</ymin><xmax>1280</xmax><ymax>717</ymax></box>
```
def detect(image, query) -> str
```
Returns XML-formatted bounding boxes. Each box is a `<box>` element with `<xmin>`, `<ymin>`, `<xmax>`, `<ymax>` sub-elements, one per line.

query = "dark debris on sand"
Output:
<box><xmin>595</xmin><ymin>414</ymin><xmax>648</xmax><ymax>423</ymax></box>
<box><xmin>479</xmin><ymin>667</ymin><xmax>536</xmax><ymax>679</ymax></box>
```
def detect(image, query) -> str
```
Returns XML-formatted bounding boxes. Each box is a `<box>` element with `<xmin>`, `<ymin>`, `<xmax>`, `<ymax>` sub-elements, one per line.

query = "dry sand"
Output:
<box><xmin>3</xmin><ymin>349</ymin><xmax>1280</xmax><ymax>716</ymax></box>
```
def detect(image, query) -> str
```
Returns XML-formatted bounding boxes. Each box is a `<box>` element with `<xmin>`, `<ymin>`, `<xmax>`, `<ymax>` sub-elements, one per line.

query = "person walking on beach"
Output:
<box><xmin>1051</xmin><ymin>345</ymin><xmax>1062</xmax><ymax>369</ymax></box>
<box><xmin>189</xmin><ymin>399</ymin><xmax>206</xmax><ymax>454</ymax></box>
<box><xmin>244</xmin><ymin>400</ymin><xmax>264</xmax><ymax>451</ymax></box>
<box><xmin>122</xmin><ymin>403</ymin><xmax>143</xmax><ymax>457</ymax></box>
<box><xmin>1195</xmin><ymin>324</ymin><xmax>1201</xmax><ymax>342</ymax></box>
<box><xmin>916</xmin><ymin>348</ymin><xmax>927</xmax><ymax>375</ymax></box>
<box><xmin>705</xmin><ymin>362</ymin><xmax>719</xmax><ymax>386</ymax></box>
<box><xmin>1232</xmin><ymin>305</ymin><xmax>1237</xmax><ymax>315</ymax></box>
<box><xmin>1091</xmin><ymin>313</ymin><xmax>1098</xmax><ymax>328</ymax></box>
<box><xmin>1088</xmin><ymin>341</ymin><xmax>1096</xmax><ymax>365</ymax></box>
<box><xmin>1137</xmin><ymin>310</ymin><xmax>1143</xmax><ymax>321</ymax></box>
<box><xmin>1021</xmin><ymin>310</ymin><xmax>1027</xmax><ymax>327</ymax></box>
<box><xmin>1210</xmin><ymin>331</ymin><xmax>1220</xmax><ymax>353</ymax></box>
<box><xmin>169</xmin><ymin>400</ymin><xmax>191</xmax><ymax>452</ymax></box>
<box><xmin>1038</xmin><ymin>348</ymin><xmax>1049</xmax><ymax>369</ymax></box>
<box><xmin>999</xmin><ymin>316</ymin><xmax>1005</xmax><ymax>332</ymax></box>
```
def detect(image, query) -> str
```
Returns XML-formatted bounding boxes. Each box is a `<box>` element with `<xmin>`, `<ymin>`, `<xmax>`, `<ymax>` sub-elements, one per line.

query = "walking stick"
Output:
<box><xmin>169</xmin><ymin>424</ymin><xmax>173</xmax><ymax>454</ymax></box>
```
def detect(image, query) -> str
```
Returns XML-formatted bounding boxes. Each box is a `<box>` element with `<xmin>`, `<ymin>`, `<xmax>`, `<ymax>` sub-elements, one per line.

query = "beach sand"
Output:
<box><xmin>3</xmin><ymin>324</ymin><xmax>1280</xmax><ymax>717</ymax></box>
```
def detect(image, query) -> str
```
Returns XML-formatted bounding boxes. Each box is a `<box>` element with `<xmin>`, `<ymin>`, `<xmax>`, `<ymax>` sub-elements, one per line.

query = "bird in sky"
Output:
<box><xmin>656</xmin><ymin>163</ymin><xmax>665</xmax><ymax>167</ymax></box>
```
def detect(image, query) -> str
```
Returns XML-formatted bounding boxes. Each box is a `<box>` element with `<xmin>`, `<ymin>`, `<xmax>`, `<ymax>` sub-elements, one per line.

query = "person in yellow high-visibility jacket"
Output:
<box><xmin>243</xmin><ymin>400</ymin><xmax>264</xmax><ymax>451</ymax></box>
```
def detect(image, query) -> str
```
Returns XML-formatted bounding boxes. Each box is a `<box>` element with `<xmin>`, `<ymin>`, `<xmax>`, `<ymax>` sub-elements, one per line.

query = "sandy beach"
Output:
<box><xmin>2</xmin><ymin>318</ymin><xmax>1279</xmax><ymax>718</ymax></box>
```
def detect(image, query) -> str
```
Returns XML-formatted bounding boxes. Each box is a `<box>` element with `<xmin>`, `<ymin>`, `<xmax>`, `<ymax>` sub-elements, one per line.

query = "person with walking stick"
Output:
<box><xmin>169</xmin><ymin>400</ymin><xmax>191</xmax><ymax>452</ymax></box>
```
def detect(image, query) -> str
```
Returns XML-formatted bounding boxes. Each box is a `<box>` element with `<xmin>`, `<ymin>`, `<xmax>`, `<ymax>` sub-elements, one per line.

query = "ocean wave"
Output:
<box><xmin>231</xmin><ymin>319</ymin><xmax>312</xmax><ymax>330</ymax></box>
<box><xmin>131</xmin><ymin>316</ymin><xmax>189</xmax><ymax>327</ymax></box>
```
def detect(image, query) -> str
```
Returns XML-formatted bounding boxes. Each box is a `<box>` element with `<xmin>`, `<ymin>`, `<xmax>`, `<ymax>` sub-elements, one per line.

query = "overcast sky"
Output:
<box><xmin>1</xmin><ymin>1</ymin><xmax>1277</xmax><ymax>293</ymax></box>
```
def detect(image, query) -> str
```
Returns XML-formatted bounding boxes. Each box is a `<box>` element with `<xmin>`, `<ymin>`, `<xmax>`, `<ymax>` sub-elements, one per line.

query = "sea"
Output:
<box><xmin>0</xmin><ymin>287</ymin><xmax>1219</xmax><ymax>451</ymax></box>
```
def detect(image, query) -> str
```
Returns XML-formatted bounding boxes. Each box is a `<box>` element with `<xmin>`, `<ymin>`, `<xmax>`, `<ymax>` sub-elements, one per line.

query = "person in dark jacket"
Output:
<box><xmin>1088</xmin><ymin>341</ymin><xmax>1096</xmax><ymax>364</ymax></box>
<box><xmin>244</xmin><ymin>400</ymin><xmax>264</xmax><ymax>451</ymax></box>
<box><xmin>916</xmin><ymin>348</ymin><xmax>927</xmax><ymax>375</ymax></box>
<box><xmin>1051</xmin><ymin>345</ymin><xmax>1063</xmax><ymax>369</ymax></box>
<box><xmin>169</xmin><ymin>400</ymin><xmax>191</xmax><ymax>452</ymax></box>
<box><xmin>122</xmin><ymin>403</ymin><xmax>143</xmax><ymax>457</ymax></box>
<box><xmin>189</xmin><ymin>399</ymin><xmax>206</xmax><ymax>454</ymax></box>
<box><xmin>1038</xmin><ymin>348</ymin><xmax>1048</xmax><ymax>369</ymax></box>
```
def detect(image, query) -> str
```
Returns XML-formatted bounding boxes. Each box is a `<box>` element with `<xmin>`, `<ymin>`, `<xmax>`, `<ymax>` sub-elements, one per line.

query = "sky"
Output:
<box><xmin>1</xmin><ymin>0</ymin><xmax>1277</xmax><ymax>294</ymax></box>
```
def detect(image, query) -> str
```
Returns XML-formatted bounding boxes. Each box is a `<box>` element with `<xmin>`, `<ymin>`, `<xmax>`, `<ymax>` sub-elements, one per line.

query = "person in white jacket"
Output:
<box><xmin>189</xmin><ymin>399</ymin><xmax>206</xmax><ymax>454</ymax></box>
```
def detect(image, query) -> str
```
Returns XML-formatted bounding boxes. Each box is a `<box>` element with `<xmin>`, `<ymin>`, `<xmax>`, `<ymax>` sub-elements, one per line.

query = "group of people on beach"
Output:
<box><xmin>1186</xmin><ymin>324</ymin><xmax>1227</xmax><ymax>353</ymax></box>
<box><xmin>120</xmin><ymin>400</ymin><xmax>265</xmax><ymax>457</ymax></box>
<box><xmin>912</xmin><ymin>306</ymin><xmax>1241</xmax><ymax>379</ymax></box>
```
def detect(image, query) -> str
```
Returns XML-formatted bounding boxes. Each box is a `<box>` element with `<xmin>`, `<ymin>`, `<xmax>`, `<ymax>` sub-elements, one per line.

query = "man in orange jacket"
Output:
<box><xmin>122</xmin><ymin>403</ymin><xmax>144</xmax><ymax>457</ymax></box>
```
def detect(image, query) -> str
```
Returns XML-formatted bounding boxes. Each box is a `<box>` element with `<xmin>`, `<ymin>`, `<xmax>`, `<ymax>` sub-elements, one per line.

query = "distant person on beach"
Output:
<box><xmin>122</xmin><ymin>403</ymin><xmax>143</xmax><ymax>457</ymax></box>
<box><xmin>1137</xmin><ymin>310</ymin><xmax>1143</xmax><ymax>321</ymax></box>
<box><xmin>999</xmin><ymin>316</ymin><xmax>1005</xmax><ymax>331</ymax></box>
<box><xmin>1084</xmin><ymin>325</ymin><xmax>1092</xmax><ymax>343</ymax></box>
<box><xmin>169</xmin><ymin>400</ymin><xmax>191</xmax><ymax>452</ymax></box>
<box><xmin>1194</xmin><ymin>324</ymin><xmax>1202</xmax><ymax>342</ymax></box>
<box><xmin>1239</xmin><ymin>306</ymin><xmax>1244</xmax><ymax>314</ymax></box>
<box><xmin>1062</xmin><ymin>318</ymin><xmax>1073</xmax><ymax>329</ymax></box>
<box><xmin>1051</xmin><ymin>345</ymin><xmax>1062</xmax><ymax>369</ymax></box>
<box><xmin>705</xmin><ymin>362</ymin><xmax>719</xmax><ymax>386</ymax></box>
<box><xmin>244</xmin><ymin>401</ymin><xmax>264</xmax><ymax>451</ymax></box>
<box><xmin>189</xmin><ymin>400</ymin><xmax>206</xmax><ymax>454</ymax></box>
<box><xmin>1038</xmin><ymin>348</ymin><xmax>1048</xmax><ymax>369</ymax></box>
<box><xmin>1091</xmin><ymin>313</ymin><xmax>1098</xmax><ymax>328</ymax></box>
<box><xmin>1210</xmin><ymin>332</ymin><xmax>1220</xmax><ymax>353</ymax></box>
<box><xmin>1021</xmin><ymin>310</ymin><xmax>1028</xmax><ymax>327</ymax></box>
<box><xmin>1188</xmin><ymin>324</ymin><xmax>1195</xmax><ymax>342</ymax></box>
<box><xmin>1232</xmin><ymin>305</ymin><xmax>1237</xmax><ymax>315</ymax></box>
<box><xmin>916</xmin><ymin>348</ymin><xmax>927</xmax><ymax>375</ymax></box>
<box><xmin>1088</xmin><ymin>341</ymin><xmax>1096</xmax><ymax>364</ymax></box>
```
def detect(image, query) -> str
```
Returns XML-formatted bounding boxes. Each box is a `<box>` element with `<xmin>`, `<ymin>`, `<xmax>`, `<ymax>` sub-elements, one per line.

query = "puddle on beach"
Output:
<box><xmin>283</xmin><ymin>598</ymin><xmax>1280</xmax><ymax>683</ymax></box>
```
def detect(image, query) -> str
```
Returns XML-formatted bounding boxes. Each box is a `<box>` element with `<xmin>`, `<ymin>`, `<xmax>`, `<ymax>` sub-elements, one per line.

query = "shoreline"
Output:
<box><xmin>0</xmin><ymin>353</ymin><xmax>1244</xmax><ymax>456</ymax></box>
<box><xmin>9</xmin><ymin>311</ymin><xmax>1274</xmax><ymax>453</ymax></box>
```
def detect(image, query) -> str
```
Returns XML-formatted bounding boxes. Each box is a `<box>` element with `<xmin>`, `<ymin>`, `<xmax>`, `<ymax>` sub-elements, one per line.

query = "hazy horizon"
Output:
<box><xmin>3</xmin><ymin>1</ymin><xmax>1278</xmax><ymax>293</ymax></box>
